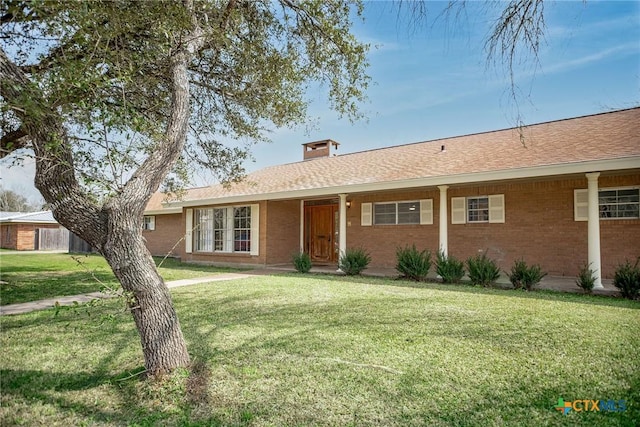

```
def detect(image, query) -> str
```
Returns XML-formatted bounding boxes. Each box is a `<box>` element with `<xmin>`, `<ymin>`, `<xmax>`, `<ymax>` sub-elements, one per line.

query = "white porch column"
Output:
<box><xmin>299</xmin><ymin>200</ymin><xmax>305</xmax><ymax>253</ymax></box>
<box><xmin>586</xmin><ymin>172</ymin><xmax>603</xmax><ymax>289</ymax></box>
<box><xmin>438</xmin><ymin>185</ymin><xmax>449</xmax><ymax>256</ymax></box>
<box><xmin>338</xmin><ymin>194</ymin><xmax>348</xmax><ymax>259</ymax></box>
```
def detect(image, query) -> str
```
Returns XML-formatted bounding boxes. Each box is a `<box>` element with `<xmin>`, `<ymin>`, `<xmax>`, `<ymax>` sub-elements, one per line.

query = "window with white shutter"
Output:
<box><xmin>452</xmin><ymin>195</ymin><xmax>505</xmax><ymax>224</ymax></box>
<box><xmin>185</xmin><ymin>208</ymin><xmax>193</xmax><ymax>253</ymax></box>
<box><xmin>574</xmin><ymin>189</ymin><xmax>588</xmax><ymax>221</ymax></box>
<box><xmin>574</xmin><ymin>187</ymin><xmax>639</xmax><ymax>221</ymax></box>
<box><xmin>361</xmin><ymin>202</ymin><xmax>372</xmax><ymax>226</ymax></box>
<box><xmin>488</xmin><ymin>194</ymin><xmax>505</xmax><ymax>223</ymax></box>
<box><xmin>451</xmin><ymin>197</ymin><xmax>466</xmax><ymax>224</ymax></box>
<box><xmin>420</xmin><ymin>199</ymin><xmax>433</xmax><ymax>225</ymax></box>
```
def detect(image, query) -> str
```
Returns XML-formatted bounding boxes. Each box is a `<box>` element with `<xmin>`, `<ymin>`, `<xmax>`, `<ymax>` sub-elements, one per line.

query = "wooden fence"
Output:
<box><xmin>68</xmin><ymin>232</ymin><xmax>94</xmax><ymax>253</ymax></box>
<box><xmin>35</xmin><ymin>228</ymin><xmax>69</xmax><ymax>251</ymax></box>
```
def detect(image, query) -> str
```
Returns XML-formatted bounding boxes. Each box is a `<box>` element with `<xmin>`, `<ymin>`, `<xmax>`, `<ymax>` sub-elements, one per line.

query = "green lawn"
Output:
<box><xmin>1</xmin><ymin>274</ymin><xmax>638</xmax><ymax>426</ymax></box>
<box><xmin>0</xmin><ymin>253</ymin><xmax>238</xmax><ymax>305</ymax></box>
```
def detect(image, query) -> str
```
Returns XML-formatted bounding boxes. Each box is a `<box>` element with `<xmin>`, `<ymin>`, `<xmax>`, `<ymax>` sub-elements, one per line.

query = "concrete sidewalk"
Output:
<box><xmin>0</xmin><ymin>272</ymin><xmax>260</xmax><ymax>316</ymax></box>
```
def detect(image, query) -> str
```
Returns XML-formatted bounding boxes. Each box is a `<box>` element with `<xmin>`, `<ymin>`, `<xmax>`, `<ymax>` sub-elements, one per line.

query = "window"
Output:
<box><xmin>233</xmin><ymin>206</ymin><xmax>251</xmax><ymax>252</ymax></box>
<box><xmin>143</xmin><ymin>215</ymin><xmax>155</xmax><ymax>231</ymax></box>
<box><xmin>194</xmin><ymin>209</ymin><xmax>214</xmax><ymax>252</ymax></box>
<box><xmin>193</xmin><ymin>205</ymin><xmax>257</xmax><ymax>253</ymax></box>
<box><xmin>467</xmin><ymin>197</ymin><xmax>489</xmax><ymax>223</ymax></box>
<box><xmin>374</xmin><ymin>203</ymin><xmax>398</xmax><ymax>224</ymax></box>
<box><xmin>574</xmin><ymin>188</ymin><xmax>639</xmax><ymax>221</ymax></box>
<box><xmin>451</xmin><ymin>195</ymin><xmax>505</xmax><ymax>224</ymax></box>
<box><xmin>368</xmin><ymin>200</ymin><xmax>432</xmax><ymax>225</ymax></box>
<box><xmin>599</xmin><ymin>188</ymin><xmax>639</xmax><ymax>219</ymax></box>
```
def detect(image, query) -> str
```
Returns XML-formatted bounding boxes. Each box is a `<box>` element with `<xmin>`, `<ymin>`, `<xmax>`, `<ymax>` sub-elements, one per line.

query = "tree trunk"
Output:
<box><xmin>1</xmin><ymin>46</ymin><xmax>192</xmax><ymax>377</ymax></box>
<box><xmin>0</xmin><ymin>0</ymin><xmax>205</xmax><ymax>377</ymax></box>
<box><xmin>102</xmin><ymin>207</ymin><xmax>190</xmax><ymax>374</ymax></box>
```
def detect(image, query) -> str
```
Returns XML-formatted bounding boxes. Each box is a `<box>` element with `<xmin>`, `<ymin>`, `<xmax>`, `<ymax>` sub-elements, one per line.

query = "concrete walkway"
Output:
<box><xmin>0</xmin><ymin>266</ymin><xmax>621</xmax><ymax>316</ymax></box>
<box><xmin>0</xmin><ymin>272</ymin><xmax>259</xmax><ymax>316</ymax></box>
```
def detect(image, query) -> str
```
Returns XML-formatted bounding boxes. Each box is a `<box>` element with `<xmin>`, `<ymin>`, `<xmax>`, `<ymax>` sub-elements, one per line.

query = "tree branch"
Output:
<box><xmin>0</xmin><ymin>47</ymin><xmax>107</xmax><ymax>248</ymax></box>
<box><xmin>0</xmin><ymin>127</ymin><xmax>29</xmax><ymax>158</ymax></box>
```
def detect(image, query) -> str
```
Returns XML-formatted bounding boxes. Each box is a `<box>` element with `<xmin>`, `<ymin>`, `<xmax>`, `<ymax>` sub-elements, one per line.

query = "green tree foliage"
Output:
<box><xmin>0</xmin><ymin>0</ymin><xmax>370</xmax><ymax>375</ymax></box>
<box><xmin>1</xmin><ymin>0</ymin><xmax>369</xmax><ymax>191</ymax></box>
<box><xmin>0</xmin><ymin>0</ymin><xmax>556</xmax><ymax>376</ymax></box>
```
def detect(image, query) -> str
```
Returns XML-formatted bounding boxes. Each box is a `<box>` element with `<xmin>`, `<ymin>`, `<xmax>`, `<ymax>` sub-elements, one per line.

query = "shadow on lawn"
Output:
<box><xmin>3</xmin><ymin>285</ymin><xmax>638</xmax><ymax>426</ymax></box>
<box><xmin>177</xmin><ymin>290</ymin><xmax>640</xmax><ymax>425</ymax></box>
<box><xmin>0</xmin><ymin>271</ymin><xmax>117</xmax><ymax>305</ymax></box>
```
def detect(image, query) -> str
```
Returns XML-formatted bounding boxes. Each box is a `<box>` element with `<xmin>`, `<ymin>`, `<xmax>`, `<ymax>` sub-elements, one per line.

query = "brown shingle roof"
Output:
<box><xmin>152</xmin><ymin>107</ymin><xmax>640</xmax><ymax>209</ymax></box>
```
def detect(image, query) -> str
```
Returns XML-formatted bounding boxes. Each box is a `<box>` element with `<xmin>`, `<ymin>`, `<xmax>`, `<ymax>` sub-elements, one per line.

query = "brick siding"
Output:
<box><xmin>0</xmin><ymin>223</ymin><xmax>62</xmax><ymax>250</ymax></box>
<box><xmin>348</xmin><ymin>173</ymin><xmax>639</xmax><ymax>278</ymax></box>
<box><xmin>142</xmin><ymin>213</ymin><xmax>184</xmax><ymax>258</ymax></box>
<box><xmin>143</xmin><ymin>172</ymin><xmax>639</xmax><ymax>278</ymax></box>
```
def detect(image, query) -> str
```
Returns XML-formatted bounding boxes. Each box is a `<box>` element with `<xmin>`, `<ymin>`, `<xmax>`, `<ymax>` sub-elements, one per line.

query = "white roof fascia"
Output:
<box><xmin>143</xmin><ymin>208</ymin><xmax>182</xmax><ymax>215</ymax></box>
<box><xmin>0</xmin><ymin>219</ymin><xmax>59</xmax><ymax>224</ymax></box>
<box><xmin>0</xmin><ymin>211</ymin><xmax>58</xmax><ymax>224</ymax></box>
<box><xmin>167</xmin><ymin>156</ymin><xmax>640</xmax><ymax>208</ymax></box>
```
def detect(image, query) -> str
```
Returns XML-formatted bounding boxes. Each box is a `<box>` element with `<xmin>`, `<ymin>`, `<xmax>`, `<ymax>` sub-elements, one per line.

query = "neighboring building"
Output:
<box><xmin>0</xmin><ymin>211</ymin><xmax>67</xmax><ymax>251</ymax></box>
<box><xmin>144</xmin><ymin>108</ymin><xmax>640</xmax><ymax>286</ymax></box>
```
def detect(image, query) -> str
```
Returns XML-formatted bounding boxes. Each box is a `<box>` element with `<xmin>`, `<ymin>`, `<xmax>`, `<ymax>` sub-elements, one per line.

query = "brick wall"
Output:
<box><xmin>1</xmin><ymin>225</ymin><xmax>16</xmax><ymax>249</ymax></box>
<box><xmin>348</xmin><ymin>189</ymin><xmax>440</xmax><ymax>268</ymax></box>
<box><xmin>142</xmin><ymin>172</ymin><xmax>639</xmax><ymax>278</ymax></box>
<box><xmin>143</xmin><ymin>213</ymin><xmax>184</xmax><ymax>258</ymax></box>
<box><xmin>265</xmin><ymin>200</ymin><xmax>301</xmax><ymax>264</ymax></box>
<box><xmin>0</xmin><ymin>223</ymin><xmax>62</xmax><ymax>250</ymax></box>
<box><xmin>347</xmin><ymin>172</ymin><xmax>639</xmax><ymax>278</ymax></box>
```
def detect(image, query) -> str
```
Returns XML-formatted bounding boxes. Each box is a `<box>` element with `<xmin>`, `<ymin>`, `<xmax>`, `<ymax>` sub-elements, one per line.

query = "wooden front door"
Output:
<box><xmin>305</xmin><ymin>204</ymin><xmax>338</xmax><ymax>263</ymax></box>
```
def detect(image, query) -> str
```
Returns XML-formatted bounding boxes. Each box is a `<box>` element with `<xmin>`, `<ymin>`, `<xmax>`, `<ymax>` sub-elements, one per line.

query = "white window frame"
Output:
<box><xmin>194</xmin><ymin>208</ymin><xmax>214</xmax><ymax>252</ymax></box>
<box><xmin>367</xmin><ymin>200</ymin><xmax>432</xmax><ymax>225</ymax></box>
<box><xmin>192</xmin><ymin>205</ymin><xmax>259</xmax><ymax>254</ymax></box>
<box><xmin>143</xmin><ymin>215</ymin><xmax>155</xmax><ymax>231</ymax></box>
<box><xmin>451</xmin><ymin>194</ymin><xmax>505</xmax><ymax>224</ymax></box>
<box><xmin>574</xmin><ymin>187</ymin><xmax>640</xmax><ymax>221</ymax></box>
<box><xmin>467</xmin><ymin>196</ymin><xmax>489</xmax><ymax>223</ymax></box>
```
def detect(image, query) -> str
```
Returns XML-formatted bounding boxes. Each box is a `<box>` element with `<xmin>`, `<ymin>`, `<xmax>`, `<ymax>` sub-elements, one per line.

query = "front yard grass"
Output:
<box><xmin>1</xmin><ymin>274</ymin><xmax>638</xmax><ymax>426</ymax></box>
<box><xmin>0</xmin><ymin>253</ymin><xmax>238</xmax><ymax>305</ymax></box>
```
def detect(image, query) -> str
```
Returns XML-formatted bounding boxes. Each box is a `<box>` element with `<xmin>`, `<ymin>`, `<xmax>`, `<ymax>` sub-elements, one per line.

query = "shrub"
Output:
<box><xmin>436</xmin><ymin>250</ymin><xmax>465</xmax><ymax>284</ymax></box>
<box><xmin>613</xmin><ymin>259</ymin><xmax>640</xmax><ymax>300</ymax></box>
<box><xmin>339</xmin><ymin>247</ymin><xmax>371</xmax><ymax>276</ymax></box>
<box><xmin>292</xmin><ymin>252</ymin><xmax>312</xmax><ymax>273</ymax></box>
<box><xmin>466</xmin><ymin>253</ymin><xmax>500</xmax><ymax>287</ymax></box>
<box><xmin>507</xmin><ymin>259</ymin><xmax>547</xmax><ymax>291</ymax></box>
<box><xmin>575</xmin><ymin>263</ymin><xmax>596</xmax><ymax>294</ymax></box>
<box><xmin>395</xmin><ymin>245</ymin><xmax>431</xmax><ymax>281</ymax></box>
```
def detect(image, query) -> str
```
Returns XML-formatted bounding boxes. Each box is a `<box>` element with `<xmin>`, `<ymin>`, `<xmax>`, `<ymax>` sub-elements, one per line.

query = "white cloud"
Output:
<box><xmin>543</xmin><ymin>42</ymin><xmax>639</xmax><ymax>75</ymax></box>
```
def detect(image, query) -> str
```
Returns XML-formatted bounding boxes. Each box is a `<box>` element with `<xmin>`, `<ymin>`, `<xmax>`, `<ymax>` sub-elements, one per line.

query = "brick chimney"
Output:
<box><xmin>302</xmin><ymin>139</ymin><xmax>340</xmax><ymax>160</ymax></box>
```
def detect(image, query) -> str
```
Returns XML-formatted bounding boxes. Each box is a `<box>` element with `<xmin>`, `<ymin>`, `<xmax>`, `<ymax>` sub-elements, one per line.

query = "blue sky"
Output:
<box><xmin>1</xmin><ymin>0</ymin><xmax>639</xmax><ymax>205</ymax></box>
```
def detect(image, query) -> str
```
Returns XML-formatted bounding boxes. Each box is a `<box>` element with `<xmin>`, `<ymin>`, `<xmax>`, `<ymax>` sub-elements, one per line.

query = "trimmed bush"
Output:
<box><xmin>292</xmin><ymin>252</ymin><xmax>312</xmax><ymax>273</ymax></box>
<box><xmin>339</xmin><ymin>247</ymin><xmax>371</xmax><ymax>276</ymax></box>
<box><xmin>396</xmin><ymin>245</ymin><xmax>431</xmax><ymax>281</ymax></box>
<box><xmin>507</xmin><ymin>258</ymin><xmax>547</xmax><ymax>291</ymax></box>
<box><xmin>436</xmin><ymin>250</ymin><xmax>465</xmax><ymax>284</ymax></box>
<box><xmin>576</xmin><ymin>263</ymin><xmax>596</xmax><ymax>294</ymax></box>
<box><xmin>613</xmin><ymin>259</ymin><xmax>640</xmax><ymax>300</ymax></box>
<box><xmin>466</xmin><ymin>253</ymin><xmax>500</xmax><ymax>287</ymax></box>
